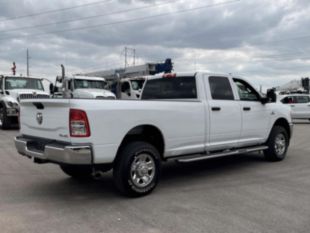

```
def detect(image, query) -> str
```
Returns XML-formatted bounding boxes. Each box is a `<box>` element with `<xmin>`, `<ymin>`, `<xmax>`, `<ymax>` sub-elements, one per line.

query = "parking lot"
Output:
<box><xmin>0</xmin><ymin>122</ymin><xmax>309</xmax><ymax>233</ymax></box>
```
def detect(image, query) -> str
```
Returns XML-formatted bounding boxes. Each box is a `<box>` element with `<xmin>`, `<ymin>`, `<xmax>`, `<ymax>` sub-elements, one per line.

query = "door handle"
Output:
<box><xmin>291</xmin><ymin>105</ymin><xmax>295</xmax><ymax>107</ymax></box>
<box><xmin>211</xmin><ymin>107</ymin><xmax>221</xmax><ymax>111</ymax></box>
<box><xmin>243</xmin><ymin>107</ymin><xmax>251</xmax><ymax>111</ymax></box>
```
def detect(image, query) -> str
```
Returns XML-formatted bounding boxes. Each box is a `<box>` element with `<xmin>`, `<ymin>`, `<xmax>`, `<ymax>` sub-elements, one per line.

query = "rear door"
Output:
<box><xmin>205</xmin><ymin>76</ymin><xmax>242</xmax><ymax>151</ymax></box>
<box><xmin>20</xmin><ymin>99</ymin><xmax>71</xmax><ymax>142</ymax></box>
<box><xmin>293</xmin><ymin>95</ymin><xmax>310</xmax><ymax>119</ymax></box>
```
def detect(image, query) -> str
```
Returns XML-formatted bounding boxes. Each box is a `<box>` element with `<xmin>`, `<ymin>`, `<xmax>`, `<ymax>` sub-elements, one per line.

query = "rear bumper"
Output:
<box><xmin>15</xmin><ymin>136</ymin><xmax>92</xmax><ymax>165</ymax></box>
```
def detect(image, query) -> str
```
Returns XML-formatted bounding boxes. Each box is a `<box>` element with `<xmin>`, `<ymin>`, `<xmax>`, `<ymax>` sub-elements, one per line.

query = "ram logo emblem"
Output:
<box><xmin>36</xmin><ymin>112</ymin><xmax>43</xmax><ymax>125</ymax></box>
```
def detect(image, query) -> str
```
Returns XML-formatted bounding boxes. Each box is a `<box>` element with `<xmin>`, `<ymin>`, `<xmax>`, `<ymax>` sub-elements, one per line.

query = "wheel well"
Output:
<box><xmin>116</xmin><ymin>125</ymin><xmax>165</xmax><ymax>160</ymax></box>
<box><xmin>273</xmin><ymin>118</ymin><xmax>291</xmax><ymax>139</ymax></box>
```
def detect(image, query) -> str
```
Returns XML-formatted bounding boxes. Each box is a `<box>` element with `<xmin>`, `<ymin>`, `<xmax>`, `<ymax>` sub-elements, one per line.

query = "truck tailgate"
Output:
<box><xmin>19</xmin><ymin>99</ymin><xmax>71</xmax><ymax>142</ymax></box>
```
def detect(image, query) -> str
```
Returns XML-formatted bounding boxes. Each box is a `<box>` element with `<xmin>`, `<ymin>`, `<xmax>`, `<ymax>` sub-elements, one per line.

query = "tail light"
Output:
<box><xmin>69</xmin><ymin>109</ymin><xmax>91</xmax><ymax>137</ymax></box>
<box><xmin>163</xmin><ymin>73</ymin><xmax>176</xmax><ymax>78</ymax></box>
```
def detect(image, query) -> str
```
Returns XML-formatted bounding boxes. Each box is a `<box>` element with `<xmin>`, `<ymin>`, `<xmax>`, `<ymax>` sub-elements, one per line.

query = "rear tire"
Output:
<box><xmin>0</xmin><ymin>105</ymin><xmax>11</xmax><ymax>129</ymax></box>
<box><xmin>113</xmin><ymin>141</ymin><xmax>161</xmax><ymax>197</ymax></box>
<box><xmin>264</xmin><ymin>126</ymin><xmax>289</xmax><ymax>161</ymax></box>
<box><xmin>60</xmin><ymin>165</ymin><xmax>93</xmax><ymax>179</ymax></box>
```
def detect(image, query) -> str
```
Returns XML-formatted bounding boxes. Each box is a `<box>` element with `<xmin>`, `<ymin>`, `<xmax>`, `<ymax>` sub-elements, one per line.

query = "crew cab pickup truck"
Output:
<box><xmin>15</xmin><ymin>72</ymin><xmax>293</xmax><ymax>197</ymax></box>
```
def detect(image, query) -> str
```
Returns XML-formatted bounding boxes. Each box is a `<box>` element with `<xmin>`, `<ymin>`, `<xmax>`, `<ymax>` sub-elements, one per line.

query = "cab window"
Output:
<box><xmin>281</xmin><ymin>96</ymin><xmax>295</xmax><ymax>104</ymax></box>
<box><xmin>233</xmin><ymin>79</ymin><xmax>259</xmax><ymax>101</ymax></box>
<box><xmin>121</xmin><ymin>82</ymin><xmax>130</xmax><ymax>93</ymax></box>
<box><xmin>295</xmin><ymin>96</ymin><xmax>310</xmax><ymax>103</ymax></box>
<box><xmin>209</xmin><ymin>76</ymin><xmax>234</xmax><ymax>100</ymax></box>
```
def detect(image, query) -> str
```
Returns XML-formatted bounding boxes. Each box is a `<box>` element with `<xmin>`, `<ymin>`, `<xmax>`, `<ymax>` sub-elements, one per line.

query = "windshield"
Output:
<box><xmin>74</xmin><ymin>79</ymin><xmax>107</xmax><ymax>89</ymax></box>
<box><xmin>130</xmin><ymin>79</ymin><xmax>145</xmax><ymax>90</ymax></box>
<box><xmin>5</xmin><ymin>77</ymin><xmax>44</xmax><ymax>91</ymax></box>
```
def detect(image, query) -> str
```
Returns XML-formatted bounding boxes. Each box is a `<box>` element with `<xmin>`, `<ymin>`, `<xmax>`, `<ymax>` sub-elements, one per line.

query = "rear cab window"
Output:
<box><xmin>141</xmin><ymin>76</ymin><xmax>197</xmax><ymax>100</ymax></box>
<box><xmin>208</xmin><ymin>76</ymin><xmax>234</xmax><ymax>100</ymax></box>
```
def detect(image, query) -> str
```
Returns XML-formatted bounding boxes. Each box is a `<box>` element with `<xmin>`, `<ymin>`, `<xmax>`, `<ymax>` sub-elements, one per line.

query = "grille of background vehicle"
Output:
<box><xmin>19</xmin><ymin>94</ymin><xmax>50</xmax><ymax>100</ymax></box>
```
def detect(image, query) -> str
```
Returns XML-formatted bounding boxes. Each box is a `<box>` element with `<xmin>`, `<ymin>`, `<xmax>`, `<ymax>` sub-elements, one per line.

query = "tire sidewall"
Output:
<box><xmin>116</xmin><ymin>142</ymin><xmax>161</xmax><ymax>197</ymax></box>
<box><xmin>0</xmin><ymin>104</ymin><xmax>9</xmax><ymax>129</ymax></box>
<box><xmin>266</xmin><ymin>126</ymin><xmax>289</xmax><ymax>161</ymax></box>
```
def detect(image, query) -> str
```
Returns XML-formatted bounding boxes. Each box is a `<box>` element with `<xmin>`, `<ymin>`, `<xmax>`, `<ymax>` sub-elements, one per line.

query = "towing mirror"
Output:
<box><xmin>266</xmin><ymin>88</ymin><xmax>277</xmax><ymax>103</ymax></box>
<box><xmin>261</xmin><ymin>89</ymin><xmax>276</xmax><ymax>104</ymax></box>
<box><xmin>49</xmin><ymin>83</ymin><xmax>54</xmax><ymax>94</ymax></box>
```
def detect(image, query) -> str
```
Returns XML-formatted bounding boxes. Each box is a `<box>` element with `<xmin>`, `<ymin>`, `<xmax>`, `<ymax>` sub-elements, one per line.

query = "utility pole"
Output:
<box><xmin>26</xmin><ymin>49</ymin><xmax>30</xmax><ymax>76</ymax></box>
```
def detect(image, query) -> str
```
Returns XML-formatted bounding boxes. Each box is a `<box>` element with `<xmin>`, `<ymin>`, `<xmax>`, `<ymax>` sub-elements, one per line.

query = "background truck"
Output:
<box><xmin>51</xmin><ymin>75</ymin><xmax>116</xmax><ymax>99</ymax></box>
<box><xmin>0</xmin><ymin>75</ymin><xmax>50</xmax><ymax>129</ymax></box>
<box><xmin>15</xmin><ymin>72</ymin><xmax>293</xmax><ymax>197</ymax></box>
<box><xmin>120</xmin><ymin>76</ymin><xmax>146</xmax><ymax>99</ymax></box>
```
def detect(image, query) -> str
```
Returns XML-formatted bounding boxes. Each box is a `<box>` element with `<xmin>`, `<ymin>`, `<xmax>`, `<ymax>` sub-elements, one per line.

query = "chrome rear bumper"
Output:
<box><xmin>15</xmin><ymin>136</ymin><xmax>92</xmax><ymax>165</ymax></box>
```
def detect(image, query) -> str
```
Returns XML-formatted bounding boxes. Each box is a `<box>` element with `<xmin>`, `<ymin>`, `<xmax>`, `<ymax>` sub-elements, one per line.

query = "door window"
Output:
<box><xmin>281</xmin><ymin>96</ymin><xmax>295</xmax><ymax>104</ymax></box>
<box><xmin>0</xmin><ymin>77</ymin><xmax>2</xmax><ymax>90</ymax></box>
<box><xmin>295</xmin><ymin>95</ymin><xmax>310</xmax><ymax>103</ymax></box>
<box><xmin>209</xmin><ymin>76</ymin><xmax>234</xmax><ymax>100</ymax></box>
<box><xmin>121</xmin><ymin>82</ymin><xmax>130</xmax><ymax>93</ymax></box>
<box><xmin>233</xmin><ymin>79</ymin><xmax>259</xmax><ymax>101</ymax></box>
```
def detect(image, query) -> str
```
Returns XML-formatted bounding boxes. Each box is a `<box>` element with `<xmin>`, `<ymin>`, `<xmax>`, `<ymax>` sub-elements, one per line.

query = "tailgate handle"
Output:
<box><xmin>33</xmin><ymin>102</ymin><xmax>44</xmax><ymax>110</ymax></box>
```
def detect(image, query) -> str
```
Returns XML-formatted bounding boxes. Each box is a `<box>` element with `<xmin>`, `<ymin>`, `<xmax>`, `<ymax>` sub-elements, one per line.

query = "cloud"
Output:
<box><xmin>0</xmin><ymin>0</ymin><xmax>309</xmax><ymax>88</ymax></box>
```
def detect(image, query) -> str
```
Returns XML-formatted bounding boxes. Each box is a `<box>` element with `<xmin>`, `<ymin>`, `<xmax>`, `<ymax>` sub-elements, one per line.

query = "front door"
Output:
<box><xmin>293</xmin><ymin>95</ymin><xmax>310</xmax><ymax>119</ymax></box>
<box><xmin>233</xmin><ymin>79</ymin><xmax>271</xmax><ymax>146</ymax></box>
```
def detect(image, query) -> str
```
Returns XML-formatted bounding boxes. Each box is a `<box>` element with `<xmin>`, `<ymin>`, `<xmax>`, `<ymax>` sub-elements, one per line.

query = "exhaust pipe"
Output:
<box><xmin>61</xmin><ymin>64</ymin><xmax>65</xmax><ymax>79</ymax></box>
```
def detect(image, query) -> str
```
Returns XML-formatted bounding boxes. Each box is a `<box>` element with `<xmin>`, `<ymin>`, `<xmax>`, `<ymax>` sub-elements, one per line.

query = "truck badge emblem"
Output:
<box><xmin>36</xmin><ymin>112</ymin><xmax>43</xmax><ymax>125</ymax></box>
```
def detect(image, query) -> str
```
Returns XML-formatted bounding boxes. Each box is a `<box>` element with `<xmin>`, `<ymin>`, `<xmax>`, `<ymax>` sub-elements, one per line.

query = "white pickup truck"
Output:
<box><xmin>15</xmin><ymin>72</ymin><xmax>293</xmax><ymax>196</ymax></box>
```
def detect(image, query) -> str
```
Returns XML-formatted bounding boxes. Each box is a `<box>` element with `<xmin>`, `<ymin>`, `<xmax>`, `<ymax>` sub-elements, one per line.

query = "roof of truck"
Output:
<box><xmin>72</xmin><ymin>75</ymin><xmax>106</xmax><ymax>81</ymax></box>
<box><xmin>146</xmin><ymin>72</ymin><xmax>232</xmax><ymax>80</ymax></box>
<box><xmin>0</xmin><ymin>74</ymin><xmax>43</xmax><ymax>80</ymax></box>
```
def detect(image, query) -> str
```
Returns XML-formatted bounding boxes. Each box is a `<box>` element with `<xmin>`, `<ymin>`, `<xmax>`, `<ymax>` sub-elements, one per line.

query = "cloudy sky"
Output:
<box><xmin>0</xmin><ymin>0</ymin><xmax>309</xmax><ymax>88</ymax></box>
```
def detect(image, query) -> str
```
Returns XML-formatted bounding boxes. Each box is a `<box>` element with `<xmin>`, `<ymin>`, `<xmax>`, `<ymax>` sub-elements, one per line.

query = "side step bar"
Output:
<box><xmin>169</xmin><ymin>145</ymin><xmax>269</xmax><ymax>163</ymax></box>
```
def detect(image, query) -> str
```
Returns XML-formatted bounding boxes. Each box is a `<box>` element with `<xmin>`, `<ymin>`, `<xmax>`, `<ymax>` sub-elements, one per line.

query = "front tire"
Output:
<box><xmin>113</xmin><ymin>141</ymin><xmax>161</xmax><ymax>197</ymax></box>
<box><xmin>60</xmin><ymin>165</ymin><xmax>93</xmax><ymax>179</ymax></box>
<box><xmin>264</xmin><ymin>126</ymin><xmax>289</xmax><ymax>161</ymax></box>
<box><xmin>0</xmin><ymin>105</ymin><xmax>11</xmax><ymax>129</ymax></box>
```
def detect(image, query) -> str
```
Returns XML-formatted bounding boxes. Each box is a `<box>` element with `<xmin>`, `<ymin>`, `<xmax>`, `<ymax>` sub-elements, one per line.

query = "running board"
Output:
<box><xmin>171</xmin><ymin>145</ymin><xmax>269</xmax><ymax>163</ymax></box>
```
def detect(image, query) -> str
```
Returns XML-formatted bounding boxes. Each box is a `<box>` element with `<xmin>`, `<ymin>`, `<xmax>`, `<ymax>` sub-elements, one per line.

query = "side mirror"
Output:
<box><xmin>267</xmin><ymin>88</ymin><xmax>277</xmax><ymax>103</ymax></box>
<box><xmin>49</xmin><ymin>83</ymin><xmax>54</xmax><ymax>94</ymax></box>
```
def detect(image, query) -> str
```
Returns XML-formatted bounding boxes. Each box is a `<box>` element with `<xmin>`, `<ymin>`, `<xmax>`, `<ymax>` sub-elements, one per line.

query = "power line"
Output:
<box><xmin>0</xmin><ymin>0</ymin><xmax>180</xmax><ymax>34</ymax></box>
<box><xmin>0</xmin><ymin>0</ymin><xmax>241</xmax><ymax>40</ymax></box>
<box><xmin>0</xmin><ymin>0</ymin><xmax>113</xmax><ymax>22</ymax></box>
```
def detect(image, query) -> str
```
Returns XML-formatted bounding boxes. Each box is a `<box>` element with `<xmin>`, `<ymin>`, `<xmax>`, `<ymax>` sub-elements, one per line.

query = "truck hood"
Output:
<box><xmin>73</xmin><ymin>89</ymin><xmax>116</xmax><ymax>99</ymax></box>
<box><xmin>7</xmin><ymin>89</ymin><xmax>49</xmax><ymax>100</ymax></box>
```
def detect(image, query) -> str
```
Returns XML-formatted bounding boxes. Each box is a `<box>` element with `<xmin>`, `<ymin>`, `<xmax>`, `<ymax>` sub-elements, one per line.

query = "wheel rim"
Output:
<box><xmin>130</xmin><ymin>153</ymin><xmax>155</xmax><ymax>188</ymax></box>
<box><xmin>274</xmin><ymin>133</ymin><xmax>286</xmax><ymax>156</ymax></box>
